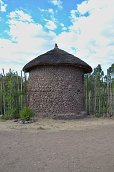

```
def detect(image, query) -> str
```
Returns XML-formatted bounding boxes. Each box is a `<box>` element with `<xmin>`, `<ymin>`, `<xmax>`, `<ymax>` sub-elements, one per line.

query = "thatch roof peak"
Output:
<box><xmin>54</xmin><ymin>43</ymin><xmax>58</xmax><ymax>49</ymax></box>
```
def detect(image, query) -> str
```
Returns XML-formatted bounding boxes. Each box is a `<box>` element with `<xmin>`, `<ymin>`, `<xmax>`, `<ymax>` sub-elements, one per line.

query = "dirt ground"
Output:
<box><xmin>0</xmin><ymin>118</ymin><xmax>114</xmax><ymax>172</ymax></box>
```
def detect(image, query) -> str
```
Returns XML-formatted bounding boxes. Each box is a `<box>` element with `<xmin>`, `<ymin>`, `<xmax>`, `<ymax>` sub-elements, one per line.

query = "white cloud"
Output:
<box><xmin>45</xmin><ymin>20</ymin><xmax>57</xmax><ymax>30</ymax></box>
<box><xmin>9</xmin><ymin>10</ymin><xmax>33</xmax><ymax>22</ymax></box>
<box><xmin>60</xmin><ymin>23</ymin><xmax>67</xmax><ymax>31</ymax></box>
<box><xmin>39</xmin><ymin>8</ymin><xmax>58</xmax><ymax>31</ymax></box>
<box><xmin>0</xmin><ymin>0</ymin><xmax>7</xmax><ymax>12</ymax></box>
<box><xmin>1</xmin><ymin>0</ymin><xmax>114</xmax><ymax>74</ymax></box>
<box><xmin>48</xmin><ymin>8</ymin><xmax>55</xmax><ymax>15</ymax></box>
<box><xmin>56</xmin><ymin>0</ymin><xmax>114</xmax><ymax>73</ymax></box>
<box><xmin>40</xmin><ymin>8</ymin><xmax>55</xmax><ymax>18</ymax></box>
<box><xmin>77</xmin><ymin>0</ymin><xmax>114</xmax><ymax>15</ymax></box>
<box><xmin>0</xmin><ymin>10</ymin><xmax>56</xmax><ymax>72</ymax></box>
<box><xmin>39</xmin><ymin>8</ymin><xmax>57</xmax><ymax>23</ymax></box>
<box><xmin>50</xmin><ymin>0</ymin><xmax>62</xmax><ymax>8</ymax></box>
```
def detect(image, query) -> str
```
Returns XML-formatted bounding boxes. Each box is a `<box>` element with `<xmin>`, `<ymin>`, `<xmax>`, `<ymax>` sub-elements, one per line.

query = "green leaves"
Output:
<box><xmin>0</xmin><ymin>69</ymin><xmax>27</xmax><ymax>119</ymax></box>
<box><xmin>84</xmin><ymin>63</ymin><xmax>114</xmax><ymax>116</ymax></box>
<box><xmin>20</xmin><ymin>107</ymin><xmax>34</xmax><ymax>121</ymax></box>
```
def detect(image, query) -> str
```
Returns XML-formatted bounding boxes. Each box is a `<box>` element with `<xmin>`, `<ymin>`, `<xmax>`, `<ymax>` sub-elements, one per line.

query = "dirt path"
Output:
<box><xmin>0</xmin><ymin>118</ymin><xmax>114</xmax><ymax>172</ymax></box>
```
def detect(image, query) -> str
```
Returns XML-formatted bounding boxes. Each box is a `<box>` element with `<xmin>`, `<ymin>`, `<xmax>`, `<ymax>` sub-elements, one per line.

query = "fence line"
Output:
<box><xmin>84</xmin><ymin>94</ymin><xmax>114</xmax><ymax>116</ymax></box>
<box><xmin>0</xmin><ymin>69</ymin><xmax>114</xmax><ymax>117</ymax></box>
<box><xmin>0</xmin><ymin>69</ymin><xmax>27</xmax><ymax>117</ymax></box>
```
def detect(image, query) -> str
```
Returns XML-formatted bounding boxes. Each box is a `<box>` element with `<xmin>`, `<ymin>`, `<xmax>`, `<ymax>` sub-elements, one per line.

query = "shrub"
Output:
<box><xmin>0</xmin><ymin>115</ymin><xmax>5</xmax><ymax>121</ymax></box>
<box><xmin>20</xmin><ymin>107</ymin><xmax>34</xmax><ymax>121</ymax></box>
<box><xmin>3</xmin><ymin>109</ymin><xmax>16</xmax><ymax>120</ymax></box>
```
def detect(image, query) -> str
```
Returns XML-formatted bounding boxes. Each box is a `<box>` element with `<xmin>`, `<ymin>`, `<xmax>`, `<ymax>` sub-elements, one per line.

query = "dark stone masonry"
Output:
<box><xmin>23</xmin><ymin>44</ymin><xmax>92</xmax><ymax>119</ymax></box>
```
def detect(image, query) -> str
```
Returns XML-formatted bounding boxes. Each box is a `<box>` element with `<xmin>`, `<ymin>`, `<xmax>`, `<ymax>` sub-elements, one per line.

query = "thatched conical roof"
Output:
<box><xmin>23</xmin><ymin>44</ymin><xmax>92</xmax><ymax>73</ymax></box>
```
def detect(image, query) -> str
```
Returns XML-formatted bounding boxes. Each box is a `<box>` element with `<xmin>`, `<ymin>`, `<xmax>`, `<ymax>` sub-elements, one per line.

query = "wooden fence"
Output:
<box><xmin>0</xmin><ymin>69</ymin><xmax>27</xmax><ymax>117</ymax></box>
<box><xmin>0</xmin><ymin>69</ymin><xmax>114</xmax><ymax>117</ymax></box>
<box><xmin>84</xmin><ymin>93</ymin><xmax>114</xmax><ymax>117</ymax></box>
<box><xmin>84</xmin><ymin>73</ymin><xmax>114</xmax><ymax>117</ymax></box>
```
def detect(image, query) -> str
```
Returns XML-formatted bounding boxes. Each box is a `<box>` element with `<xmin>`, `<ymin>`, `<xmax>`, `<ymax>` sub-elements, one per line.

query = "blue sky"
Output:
<box><xmin>0</xmin><ymin>0</ymin><xmax>114</xmax><ymax>74</ymax></box>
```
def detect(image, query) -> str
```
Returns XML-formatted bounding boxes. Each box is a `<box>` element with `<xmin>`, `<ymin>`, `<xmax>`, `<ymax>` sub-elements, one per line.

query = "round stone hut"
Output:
<box><xmin>23</xmin><ymin>44</ymin><xmax>92</xmax><ymax>119</ymax></box>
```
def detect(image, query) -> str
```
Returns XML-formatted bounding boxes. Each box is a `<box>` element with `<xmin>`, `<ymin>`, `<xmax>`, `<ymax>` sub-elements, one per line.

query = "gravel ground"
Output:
<box><xmin>0</xmin><ymin>118</ymin><xmax>114</xmax><ymax>172</ymax></box>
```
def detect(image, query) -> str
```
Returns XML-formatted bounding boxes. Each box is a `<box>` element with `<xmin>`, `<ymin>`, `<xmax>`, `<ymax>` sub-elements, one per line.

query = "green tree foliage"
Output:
<box><xmin>107</xmin><ymin>63</ymin><xmax>114</xmax><ymax>91</ymax></box>
<box><xmin>84</xmin><ymin>63</ymin><xmax>114</xmax><ymax>116</ymax></box>
<box><xmin>0</xmin><ymin>63</ymin><xmax>114</xmax><ymax>119</ymax></box>
<box><xmin>0</xmin><ymin>69</ymin><xmax>27</xmax><ymax>119</ymax></box>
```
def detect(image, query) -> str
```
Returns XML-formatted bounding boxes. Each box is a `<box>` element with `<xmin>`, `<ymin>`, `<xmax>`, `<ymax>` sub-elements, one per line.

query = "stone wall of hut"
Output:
<box><xmin>27</xmin><ymin>65</ymin><xmax>85</xmax><ymax>118</ymax></box>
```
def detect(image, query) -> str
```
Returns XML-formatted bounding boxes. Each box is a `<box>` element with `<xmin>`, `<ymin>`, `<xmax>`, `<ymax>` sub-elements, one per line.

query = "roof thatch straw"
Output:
<box><xmin>23</xmin><ymin>44</ymin><xmax>92</xmax><ymax>73</ymax></box>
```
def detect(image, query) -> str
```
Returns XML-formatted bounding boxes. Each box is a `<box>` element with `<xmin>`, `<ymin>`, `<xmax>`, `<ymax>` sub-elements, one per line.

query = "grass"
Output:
<box><xmin>37</xmin><ymin>126</ymin><xmax>45</xmax><ymax>130</ymax></box>
<box><xmin>0</xmin><ymin>115</ymin><xmax>6</xmax><ymax>121</ymax></box>
<box><xmin>0</xmin><ymin>116</ymin><xmax>114</xmax><ymax>132</ymax></box>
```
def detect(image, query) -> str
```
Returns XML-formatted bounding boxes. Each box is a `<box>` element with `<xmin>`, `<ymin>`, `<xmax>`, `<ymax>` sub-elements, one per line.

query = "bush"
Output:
<box><xmin>0</xmin><ymin>115</ymin><xmax>5</xmax><ymax>121</ymax></box>
<box><xmin>3</xmin><ymin>109</ymin><xmax>16</xmax><ymax>120</ymax></box>
<box><xmin>20</xmin><ymin>107</ymin><xmax>34</xmax><ymax>121</ymax></box>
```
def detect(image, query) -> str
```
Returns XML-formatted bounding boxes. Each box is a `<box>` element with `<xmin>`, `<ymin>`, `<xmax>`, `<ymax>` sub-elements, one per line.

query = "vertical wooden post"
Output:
<box><xmin>109</xmin><ymin>76</ymin><xmax>112</xmax><ymax>116</ymax></box>
<box><xmin>0</xmin><ymin>74</ymin><xmax>3</xmax><ymax>115</ymax></box>
<box><xmin>16</xmin><ymin>71</ymin><xmax>20</xmax><ymax>113</ymax></box>
<box><xmin>9</xmin><ymin>68</ymin><xmax>12</xmax><ymax>111</ymax></box>
<box><xmin>94</xmin><ymin>75</ymin><xmax>97</xmax><ymax>115</ymax></box>
<box><xmin>107</xmin><ymin>69</ymin><xmax>109</xmax><ymax>117</ymax></box>
<box><xmin>24</xmin><ymin>72</ymin><xmax>27</xmax><ymax>107</ymax></box>
<box><xmin>85</xmin><ymin>75</ymin><xmax>88</xmax><ymax>114</ymax></box>
<box><xmin>99</xmin><ymin>95</ymin><xmax>100</xmax><ymax>115</ymax></box>
<box><xmin>88</xmin><ymin>91</ymin><xmax>91</xmax><ymax>115</ymax></box>
<box><xmin>2</xmin><ymin>69</ymin><xmax>5</xmax><ymax>115</ymax></box>
<box><xmin>20</xmin><ymin>70</ymin><xmax>23</xmax><ymax>110</ymax></box>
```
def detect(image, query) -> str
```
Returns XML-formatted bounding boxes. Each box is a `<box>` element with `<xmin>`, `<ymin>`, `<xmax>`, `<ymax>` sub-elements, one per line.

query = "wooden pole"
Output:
<box><xmin>0</xmin><ymin>74</ymin><xmax>3</xmax><ymax>115</ymax></box>
<box><xmin>9</xmin><ymin>68</ymin><xmax>12</xmax><ymax>111</ymax></box>
<box><xmin>88</xmin><ymin>91</ymin><xmax>91</xmax><ymax>115</ymax></box>
<box><xmin>86</xmin><ymin>75</ymin><xmax>88</xmax><ymax>114</ymax></box>
<box><xmin>107</xmin><ymin>70</ymin><xmax>109</xmax><ymax>116</ymax></box>
<box><xmin>94</xmin><ymin>75</ymin><xmax>97</xmax><ymax>115</ymax></box>
<box><xmin>20</xmin><ymin>70</ymin><xmax>23</xmax><ymax>110</ymax></box>
<box><xmin>16</xmin><ymin>71</ymin><xmax>20</xmax><ymax>113</ymax></box>
<box><xmin>2</xmin><ymin>69</ymin><xmax>5</xmax><ymax>115</ymax></box>
<box><xmin>109</xmin><ymin>75</ymin><xmax>112</xmax><ymax>116</ymax></box>
<box><xmin>24</xmin><ymin>72</ymin><xmax>27</xmax><ymax>107</ymax></box>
